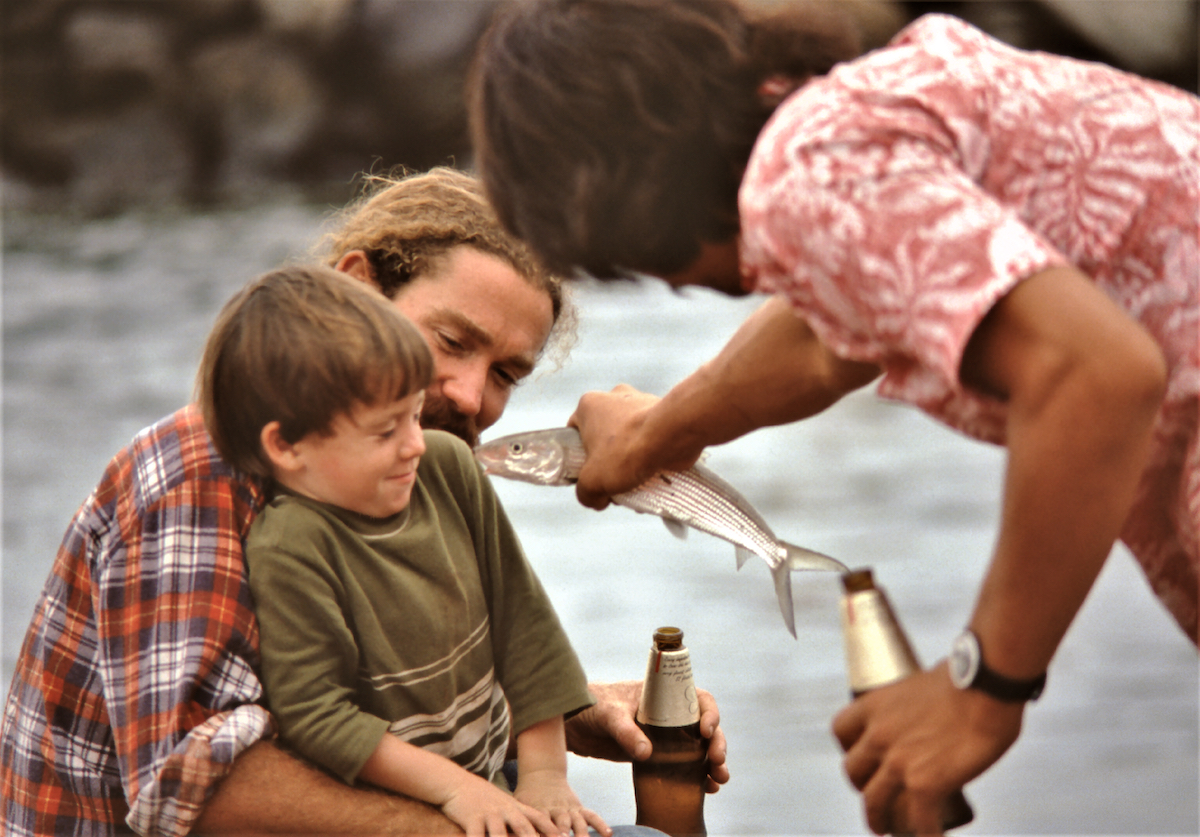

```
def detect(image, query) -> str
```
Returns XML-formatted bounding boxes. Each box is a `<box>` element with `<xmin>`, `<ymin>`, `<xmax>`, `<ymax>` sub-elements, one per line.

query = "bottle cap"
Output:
<box><xmin>653</xmin><ymin>626</ymin><xmax>683</xmax><ymax>650</ymax></box>
<box><xmin>841</xmin><ymin>567</ymin><xmax>875</xmax><ymax>593</ymax></box>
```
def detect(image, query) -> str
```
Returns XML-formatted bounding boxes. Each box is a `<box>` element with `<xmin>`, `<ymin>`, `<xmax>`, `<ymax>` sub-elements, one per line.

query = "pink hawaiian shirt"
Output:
<box><xmin>739</xmin><ymin>14</ymin><xmax>1199</xmax><ymax>642</ymax></box>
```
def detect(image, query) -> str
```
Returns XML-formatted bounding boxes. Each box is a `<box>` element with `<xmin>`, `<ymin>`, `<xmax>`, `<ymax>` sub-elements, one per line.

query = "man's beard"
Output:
<box><xmin>420</xmin><ymin>394</ymin><xmax>481</xmax><ymax>448</ymax></box>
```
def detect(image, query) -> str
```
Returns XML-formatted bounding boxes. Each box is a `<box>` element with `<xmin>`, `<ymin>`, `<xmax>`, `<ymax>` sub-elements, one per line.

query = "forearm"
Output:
<box><xmin>972</xmin><ymin>368</ymin><xmax>1162</xmax><ymax>677</ymax></box>
<box><xmin>194</xmin><ymin>739</ymin><xmax>462</xmax><ymax>835</ymax></box>
<box><xmin>641</xmin><ymin>296</ymin><xmax>878</xmax><ymax>463</ymax></box>
<box><xmin>515</xmin><ymin>716</ymin><xmax>568</xmax><ymax>778</ymax></box>
<box><xmin>963</xmin><ymin>266</ymin><xmax>1167</xmax><ymax>678</ymax></box>
<box><xmin>357</xmin><ymin>733</ymin><xmax>474</xmax><ymax>812</ymax></box>
<box><xmin>571</xmin><ymin>297</ymin><xmax>878</xmax><ymax>501</ymax></box>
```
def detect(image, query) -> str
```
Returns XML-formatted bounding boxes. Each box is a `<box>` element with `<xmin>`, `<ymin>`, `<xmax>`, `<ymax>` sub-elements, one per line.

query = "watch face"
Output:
<box><xmin>949</xmin><ymin>631</ymin><xmax>980</xmax><ymax>689</ymax></box>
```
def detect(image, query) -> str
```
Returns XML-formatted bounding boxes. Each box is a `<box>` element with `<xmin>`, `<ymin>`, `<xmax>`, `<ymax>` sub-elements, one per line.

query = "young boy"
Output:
<box><xmin>196</xmin><ymin>264</ymin><xmax>610</xmax><ymax>837</ymax></box>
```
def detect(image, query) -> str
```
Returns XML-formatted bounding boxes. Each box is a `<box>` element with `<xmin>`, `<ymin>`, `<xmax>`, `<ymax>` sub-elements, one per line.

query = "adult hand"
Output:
<box><xmin>569</xmin><ymin>385</ymin><xmax>703</xmax><ymax>510</ymax></box>
<box><xmin>832</xmin><ymin>663</ymin><xmax>1023</xmax><ymax>835</ymax></box>
<box><xmin>567</xmin><ymin>680</ymin><xmax>730</xmax><ymax>792</ymax></box>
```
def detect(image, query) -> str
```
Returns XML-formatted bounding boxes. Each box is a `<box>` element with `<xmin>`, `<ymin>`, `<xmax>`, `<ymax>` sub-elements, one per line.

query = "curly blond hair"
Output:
<box><xmin>314</xmin><ymin>166</ymin><xmax>577</xmax><ymax>368</ymax></box>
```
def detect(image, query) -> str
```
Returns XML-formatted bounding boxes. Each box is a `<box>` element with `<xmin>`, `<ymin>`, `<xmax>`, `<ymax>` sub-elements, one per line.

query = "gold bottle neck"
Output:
<box><xmin>839</xmin><ymin>585</ymin><xmax>920</xmax><ymax>693</ymax></box>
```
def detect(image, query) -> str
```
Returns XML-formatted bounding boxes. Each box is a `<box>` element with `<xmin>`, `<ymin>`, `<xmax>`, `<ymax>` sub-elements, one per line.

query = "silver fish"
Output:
<box><xmin>474</xmin><ymin>427</ymin><xmax>847</xmax><ymax>637</ymax></box>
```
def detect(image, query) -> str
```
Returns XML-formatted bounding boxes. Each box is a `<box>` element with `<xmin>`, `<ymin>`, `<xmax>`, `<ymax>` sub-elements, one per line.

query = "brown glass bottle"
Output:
<box><xmin>632</xmin><ymin>626</ymin><xmax>708</xmax><ymax>837</ymax></box>
<box><xmin>839</xmin><ymin>569</ymin><xmax>974</xmax><ymax>834</ymax></box>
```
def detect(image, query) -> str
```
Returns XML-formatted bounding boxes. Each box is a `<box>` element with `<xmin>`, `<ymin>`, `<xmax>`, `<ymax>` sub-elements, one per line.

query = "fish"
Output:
<box><xmin>474</xmin><ymin>427</ymin><xmax>848</xmax><ymax>637</ymax></box>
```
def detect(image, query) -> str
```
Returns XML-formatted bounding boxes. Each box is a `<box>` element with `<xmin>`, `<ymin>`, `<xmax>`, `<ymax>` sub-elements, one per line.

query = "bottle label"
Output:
<box><xmin>637</xmin><ymin>647</ymin><xmax>700</xmax><ymax>726</ymax></box>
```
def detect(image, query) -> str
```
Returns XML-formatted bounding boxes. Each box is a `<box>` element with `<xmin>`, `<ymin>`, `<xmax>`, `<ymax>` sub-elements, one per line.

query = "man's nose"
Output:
<box><xmin>440</xmin><ymin>363</ymin><xmax>487</xmax><ymax>418</ymax></box>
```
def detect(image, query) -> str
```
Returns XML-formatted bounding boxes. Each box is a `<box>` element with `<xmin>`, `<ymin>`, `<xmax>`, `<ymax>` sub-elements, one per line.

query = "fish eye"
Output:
<box><xmin>510</xmin><ymin>442</ymin><xmax>523</xmax><ymax>454</ymax></box>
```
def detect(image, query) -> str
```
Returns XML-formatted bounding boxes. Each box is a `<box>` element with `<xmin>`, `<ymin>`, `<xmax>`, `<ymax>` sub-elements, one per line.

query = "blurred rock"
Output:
<box><xmin>188</xmin><ymin>36</ymin><xmax>326</xmax><ymax>193</ymax></box>
<box><xmin>1042</xmin><ymin>0</ymin><xmax>1197</xmax><ymax>80</ymax></box>
<box><xmin>258</xmin><ymin>0</ymin><xmax>356</xmax><ymax>43</ymax></box>
<box><xmin>1</xmin><ymin>0</ymin><xmax>1195</xmax><ymax>214</ymax></box>
<box><xmin>1</xmin><ymin>0</ymin><xmax>492</xmax><ymax>213</ymax></box>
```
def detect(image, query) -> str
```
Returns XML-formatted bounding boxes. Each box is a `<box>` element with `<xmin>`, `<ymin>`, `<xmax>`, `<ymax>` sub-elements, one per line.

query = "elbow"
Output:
<box><xmin>1018</xmin><ymin>326</ymin><xmax>1167</xmax><ymax>444</ymax></box>
<box><xmin>1114</xmin><ymin>331</ymin><xmax>1168</xmax><ymax>426</ymax></box>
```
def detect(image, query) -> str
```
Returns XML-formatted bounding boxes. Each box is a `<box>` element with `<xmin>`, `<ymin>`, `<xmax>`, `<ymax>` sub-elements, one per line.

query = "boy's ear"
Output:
<box><xmin>334</xmin><ymin>250</ymin><xmax>376</xmax><ymax>286</ymax></box>
<box><xmin>260</xmin><ymin>421</ymin><xmax>303</xmax><ymax>474</ymax></box>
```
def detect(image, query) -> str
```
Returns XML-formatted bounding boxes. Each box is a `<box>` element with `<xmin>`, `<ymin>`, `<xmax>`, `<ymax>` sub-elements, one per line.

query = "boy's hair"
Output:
<box><xmin>467</xmin><ymin>0</ymin><xmax>860</xmax><ymax>280</ymax></box>
<box><xmin>196</xmin><ymin>265</ymin><xmax>434</xmax><ymax>479</ymax></box>
<box><xmin>316</xmin><ymin>165</ymin><xmax>577</xmax><ymax>367</ymax></box>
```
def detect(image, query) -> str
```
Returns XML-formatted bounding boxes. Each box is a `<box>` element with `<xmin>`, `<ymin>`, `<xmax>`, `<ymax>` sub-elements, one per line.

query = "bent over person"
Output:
<box><xmin>1</xmin><ymin>167</ymin><xmax>728</xmax><ymax>836</ymax></box>
<box><xmin>469</xmin><ymin>2</ymin><xmax>1197</xmax><ymax>834</ymax></box>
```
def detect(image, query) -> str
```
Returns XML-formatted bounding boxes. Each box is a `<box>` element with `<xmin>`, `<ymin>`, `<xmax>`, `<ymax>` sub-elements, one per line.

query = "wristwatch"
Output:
<box><xmin>949</xmin><ymin>629</ymin><xmax>1046</xmax><ymax>702</ymax></box>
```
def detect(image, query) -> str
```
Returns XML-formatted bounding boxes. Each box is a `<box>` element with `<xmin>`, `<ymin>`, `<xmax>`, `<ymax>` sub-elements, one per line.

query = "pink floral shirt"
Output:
<box><xmin>739</xmin><ymin>14</ymin><xmax>1199</xmax><ymax>642</ymax></box>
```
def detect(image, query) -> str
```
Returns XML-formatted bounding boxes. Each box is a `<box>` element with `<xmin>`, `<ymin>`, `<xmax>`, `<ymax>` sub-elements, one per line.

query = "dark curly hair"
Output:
<box><xmin>468</xmin><ymin>0</ymin><xmax>860</xmax><ymax>279</ymax></box>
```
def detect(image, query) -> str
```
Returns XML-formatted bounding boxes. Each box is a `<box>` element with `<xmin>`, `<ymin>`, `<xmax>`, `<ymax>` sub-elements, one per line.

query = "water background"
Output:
<box><xmin>3</xmin><ymin>204</ymin><xmax>1196</xmax><ymax>835</ymax></box>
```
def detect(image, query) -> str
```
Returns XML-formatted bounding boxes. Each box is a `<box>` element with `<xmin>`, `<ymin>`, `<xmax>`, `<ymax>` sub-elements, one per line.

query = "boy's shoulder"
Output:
<box><xmin>246</xmin><ymin>491</ymin><xmax>328</xmax><ymax>546</ymax></box>
<box><xmin>420</xmin><ymin>429</ymin><xmax>476</xmax><ymax>470</ymax></box>
<box><xmin>418</xmin><ymin>429</ymin><xmax>486</xmax><ymax>498</ymax></box>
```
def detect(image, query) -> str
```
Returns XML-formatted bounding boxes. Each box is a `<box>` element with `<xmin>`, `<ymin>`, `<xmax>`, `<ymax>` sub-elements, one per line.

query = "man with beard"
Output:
<box><xmin>0</xmin><ymin>168</ymin><xmax>728</xmax><ymax>837</ymax></box>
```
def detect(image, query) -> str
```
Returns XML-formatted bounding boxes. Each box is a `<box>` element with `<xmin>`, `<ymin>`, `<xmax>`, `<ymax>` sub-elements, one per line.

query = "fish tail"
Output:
<box><xmin>782</xmin><ymin>541</ymin><xmax>849</xmax><ymax>573</ymax></box>
<box><xmin>771</xmin><ymin>561</ymin><xmax>798</xmax><ymax>638</ymax></box>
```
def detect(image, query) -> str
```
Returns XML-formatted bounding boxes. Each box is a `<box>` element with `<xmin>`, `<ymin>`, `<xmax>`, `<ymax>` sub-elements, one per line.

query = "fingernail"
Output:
<box><xmin>635</xmin><ymin>741</ymin><xmax>651</xmax><ymax>759</ymax></box>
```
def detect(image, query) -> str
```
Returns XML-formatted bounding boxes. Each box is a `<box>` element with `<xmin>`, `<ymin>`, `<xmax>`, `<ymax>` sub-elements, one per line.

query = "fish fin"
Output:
<box><xmin>772</xmin><ymin>562</ymin><xmax>798</xmax><ymax>638</ymax></box>
<box><xmin>662</xmin><ymin>518</ymin><xmax>688</xmax><ymax>540</ymax></box>
<box><xmin>783</xmin><ymin>542</ymin><xmax>849</xmax><ymax>573</ymax></box>
<box><xmin>735</xmin><ymin>546</ymin><xmax>753</xmax><ymax>571</ymax></box>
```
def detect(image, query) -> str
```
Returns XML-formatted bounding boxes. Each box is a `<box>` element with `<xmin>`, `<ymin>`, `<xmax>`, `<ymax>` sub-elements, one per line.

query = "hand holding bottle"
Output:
<box><xmin>834</xmin><ymin>664</ymin><xmax>1023</xmax><ymax>835</ymax></box>
<box><xmin>565</xmin><ymin>681</ymin><xmax>729</xmax><ymax>790</ymax></box>
<box><xmin>835</xmin><ymin>569</ymin><xmax>977</xmax><ymax>835</ymax></box>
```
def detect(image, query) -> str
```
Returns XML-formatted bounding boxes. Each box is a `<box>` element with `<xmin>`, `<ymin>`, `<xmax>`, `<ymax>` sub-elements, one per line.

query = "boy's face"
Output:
<box><xmin>286</xmin><ymin>390</ymin><xmax>427</xmax><ymax>518</ymax></box>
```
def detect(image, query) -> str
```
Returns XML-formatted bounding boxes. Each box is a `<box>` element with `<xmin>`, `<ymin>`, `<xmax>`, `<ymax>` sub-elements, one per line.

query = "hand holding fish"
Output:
<box><xmin>569</xmin><ymin>384</ymin><xmax>705</xmax><ymax>510</ymax></box>
<box><xmin>568</xmin><ymin>301</ymin><xmax>883</xmax><ymax>512</ymax></box>
<box><xmin>475</xmin><ymin>426</ymin><xmax>847</xmax><ymax>636</ymax></box>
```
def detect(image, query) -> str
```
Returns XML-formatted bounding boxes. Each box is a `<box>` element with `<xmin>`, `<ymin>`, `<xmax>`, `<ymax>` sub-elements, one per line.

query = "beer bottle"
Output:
<box><xmin>839</xmin><ymin>568</ymin><xmax>974</xmax><ymax>833</ymax></box>
<box><xmin>632</xmin><ymin>626</ymin><xmax>708</xmax><ymax>837</ymax></box>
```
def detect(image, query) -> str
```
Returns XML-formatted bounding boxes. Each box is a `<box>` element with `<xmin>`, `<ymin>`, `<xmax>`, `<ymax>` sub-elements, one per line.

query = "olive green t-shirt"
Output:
<box><xmin>246</xmin><ymin>430</ymin><xmax>592</xmax><ymax>786</ymax></box>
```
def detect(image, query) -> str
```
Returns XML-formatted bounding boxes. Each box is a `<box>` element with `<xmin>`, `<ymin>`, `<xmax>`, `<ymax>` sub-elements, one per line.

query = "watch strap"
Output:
<box><xmin>960</xmin><ymin>630</ymin><xmax>1046</xmax><ymax>702</ymax></box>
<box><xmin>971</xmin><ymin>658</ymin><xmax>1046</xmax><ymax>702</ymax></box>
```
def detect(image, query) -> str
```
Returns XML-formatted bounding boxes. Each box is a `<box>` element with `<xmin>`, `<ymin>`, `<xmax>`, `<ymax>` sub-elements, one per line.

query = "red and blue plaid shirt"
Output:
<box><xmin>1</xmin><ymin>405</ymin><xmax>274</xmax><ymax>836</ymax></box>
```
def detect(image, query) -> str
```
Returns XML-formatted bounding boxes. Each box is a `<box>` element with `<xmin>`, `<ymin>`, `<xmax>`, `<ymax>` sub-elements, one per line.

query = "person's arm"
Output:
<box><xmin>355</xmin><ymin>728</ymin><xmax>559</xmax><ymax>836</ymax></box>
<box><xmin>512</xmin><ymin>717</ymin><xmax>611</xmax><ymax>836</ymax></box>
<box><xmin>567</xmin><ymin>681</ymin><xmax>730</xmax><ymax>792</ymax></box>
<box><xmin>569</xmin><ymin>295</ymin><xmax>880</xmax><ymax>508</ymax></box>
<box><xmin>194</xmin><ymin>739</ymin><xmax>464</xmax><ymax>835</ymax></box>
<box><xmin>833</xmin><ymin>265</ymin><xmax>1167</xmax><ymax>835</ymax></box>
<box><xmin>89</xmin><ymin>409</ymin><xmax>280</xmax><ymax>837</ymax></box>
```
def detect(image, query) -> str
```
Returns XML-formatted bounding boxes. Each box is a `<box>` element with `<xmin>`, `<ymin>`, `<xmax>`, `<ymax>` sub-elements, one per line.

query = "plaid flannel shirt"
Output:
<box><xmin>1</xmin><ymin>405</ymin><xmax>274</xmax><ymax>836</ymax></box>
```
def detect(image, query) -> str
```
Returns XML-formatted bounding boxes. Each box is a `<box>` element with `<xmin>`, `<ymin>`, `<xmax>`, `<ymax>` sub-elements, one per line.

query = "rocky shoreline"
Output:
<box><xmin>3</xmin><ymin>0</ymin><xmax>499</xmax><ymax>213</ymax></box>
<box><xmin>3</xmin><ymin>0</ymin><xmax>1195</xmax><ymax>216</ymax></box>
